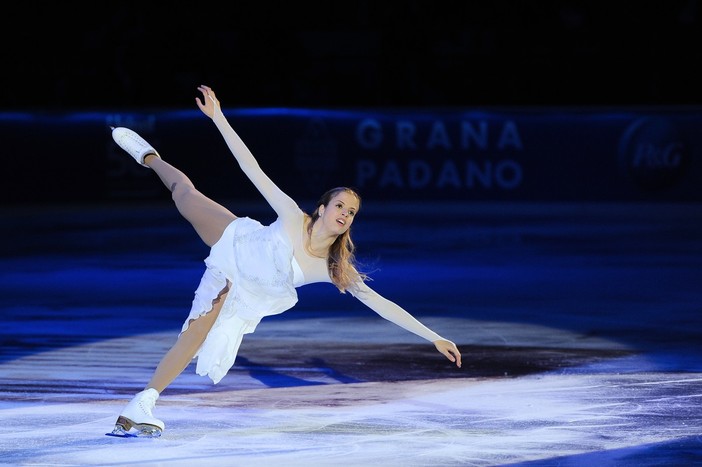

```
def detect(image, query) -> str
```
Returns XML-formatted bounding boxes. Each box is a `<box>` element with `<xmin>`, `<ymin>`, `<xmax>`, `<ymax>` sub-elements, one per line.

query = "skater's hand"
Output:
<box><xmin>196</xmin><ymin>85</ymin><xmax>220</xmax><ymax>119</ymax></box>
<box><xmin>434</xmin><ymin>339</ymin><xmax>462</xmax><ymax>368</ymax></box>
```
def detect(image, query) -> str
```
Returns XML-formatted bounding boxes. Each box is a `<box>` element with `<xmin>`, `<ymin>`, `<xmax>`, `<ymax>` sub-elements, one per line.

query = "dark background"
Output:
<box><xmin>2</xmin><ymin>1</ymin><xmax>701</xmax><ymax>206</ymax></box>
<box><xmin>3</xmin><ymin>0</ymin><xmax>702</xmax><ymax>111</ymax></box>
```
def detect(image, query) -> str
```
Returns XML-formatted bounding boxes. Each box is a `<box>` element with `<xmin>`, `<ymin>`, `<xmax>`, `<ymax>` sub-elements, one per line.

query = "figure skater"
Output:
<box><xmin>109</xmin><ymin>85</ymin><xmax>462</xmax><ymax>437</ymax></box>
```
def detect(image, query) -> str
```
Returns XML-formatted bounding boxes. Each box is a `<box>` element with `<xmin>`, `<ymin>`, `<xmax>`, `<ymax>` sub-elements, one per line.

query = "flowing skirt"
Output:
<box><xmin>180</xmin><ymin>217</ymin><xmax>298</xmax><ymax>384</ymax></box>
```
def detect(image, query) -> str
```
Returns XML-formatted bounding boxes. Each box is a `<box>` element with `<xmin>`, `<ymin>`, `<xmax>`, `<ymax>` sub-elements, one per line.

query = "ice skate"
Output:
<box><xmin>111</xmin><ymin>388</ymin><xmax>165</xmax><ymax>438</ymax></box>
<box><xmin>111</xmin><ymin>126</ymin><xmax>161</xmax><ymax>167</ymax></box>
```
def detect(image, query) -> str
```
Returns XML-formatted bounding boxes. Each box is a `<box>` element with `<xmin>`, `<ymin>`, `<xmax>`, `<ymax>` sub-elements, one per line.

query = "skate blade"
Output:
<box><xmin>109</xmin><ymin>418</ymin><xmax>162</xmax><ymax>438</ymax></box>
<box><xmin>134</xmin><ymin>426</ymin><xmax>162</xmax><ymax>438</ymax></box>
<box><xmin>105</xmin><ymin>431</ymin><xmax>138</xmax><ymax>438</ymax></box>
<box><xmin>106</xmin><ymin>428</ymin><xmax>161</xmax><ymax>438</ymax></box>
<box><xmin>105</xmin><ymin>430</ymin><xmax>161</xmax><ymax>438</ymax></box>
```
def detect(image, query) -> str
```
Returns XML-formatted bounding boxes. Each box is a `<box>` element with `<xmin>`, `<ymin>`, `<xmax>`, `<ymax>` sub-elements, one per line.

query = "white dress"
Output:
<box><xmin>180</xmin><ymin>216</ymin><xmax>305</xmax><ymax>384</ymax></box>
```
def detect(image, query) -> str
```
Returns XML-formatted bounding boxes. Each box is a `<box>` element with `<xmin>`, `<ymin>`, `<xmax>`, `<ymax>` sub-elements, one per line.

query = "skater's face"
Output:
<box><xmin>319</xmin><ymin>192</ymin><xmax>359</xmax><ymax>233</ymax></box>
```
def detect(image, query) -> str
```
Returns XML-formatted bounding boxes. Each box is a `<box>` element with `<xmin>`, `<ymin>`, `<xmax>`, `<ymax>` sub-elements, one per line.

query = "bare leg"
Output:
<box><xmin>144</xmin><ymin>154</ymin><xmax>235</xmax><ymax>247</ymax></box>
<box><xmin>138</xmin><ymin>155</ymin><xmax>237</xmax><ymax>390</ymax></box>
<box><xmin>112</xmin><ymin>286</ymin><xmax>229</xmax><ymax>436</ymax></box>
<box><xmin>146</xmin><ymin>283</ymin><xmax>230</xmax><ymax>393</ymax></box>
<box><xmin>112</xmin><ymin>143</ymin><xmax>240</xmax><ymax>435</ymax></box>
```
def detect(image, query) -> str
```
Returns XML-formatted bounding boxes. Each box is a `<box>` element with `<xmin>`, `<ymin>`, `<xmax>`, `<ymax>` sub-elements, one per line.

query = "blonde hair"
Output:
<box><xmin>307</xmin><ymin>187</ymin><xmax>368</xmax><ymax>293</ymax></box>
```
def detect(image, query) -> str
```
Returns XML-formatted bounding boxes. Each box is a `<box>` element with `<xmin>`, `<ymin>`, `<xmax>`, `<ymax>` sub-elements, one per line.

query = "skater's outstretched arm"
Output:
<box><xmin>195</xmin><ymin>85</ymin><xmax>301</xmax><ymax>221</ymax></box>
<box><xmin>350</xmin><ymin>281</ymin><xmax>462</xmax><ymax>368</ymax></box>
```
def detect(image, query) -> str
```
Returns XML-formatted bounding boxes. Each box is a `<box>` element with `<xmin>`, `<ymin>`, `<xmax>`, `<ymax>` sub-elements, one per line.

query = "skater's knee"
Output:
<box><xmin>170</xmin><ymin>182</ymin><xmax>197</xmax><ymax>204</ymax></box>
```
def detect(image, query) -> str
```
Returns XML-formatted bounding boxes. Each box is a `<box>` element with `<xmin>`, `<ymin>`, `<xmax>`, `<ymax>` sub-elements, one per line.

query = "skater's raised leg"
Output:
<box><xmin>111</xmin><ymin>126</ymin><xmax>236</xmax><ymax>246</ymax></box>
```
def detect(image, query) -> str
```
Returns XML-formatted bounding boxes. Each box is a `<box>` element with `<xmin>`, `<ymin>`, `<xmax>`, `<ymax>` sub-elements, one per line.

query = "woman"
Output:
<box><xmin>109</xmin><ymin>85</ymin><xmax>462</xmax><ymax>437</ymax></box>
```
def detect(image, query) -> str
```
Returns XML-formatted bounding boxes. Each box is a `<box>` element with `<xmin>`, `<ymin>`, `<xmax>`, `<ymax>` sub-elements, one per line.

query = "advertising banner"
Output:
<box><xmin>1</xmin><ymin>108</ymin><xmax>699</xmax><ymax>205</ymax></box>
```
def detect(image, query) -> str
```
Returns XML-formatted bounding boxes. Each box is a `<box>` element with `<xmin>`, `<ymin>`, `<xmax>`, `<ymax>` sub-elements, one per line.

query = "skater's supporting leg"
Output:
<box><xmin>145</xmin><ymin>284</ymin><xmax>229</xmax><ymax>393</ymax></box>
<box><xmin>113</xmin><ymin>285</ymin><xmax>229</xmax><ymax>437</ymax></box>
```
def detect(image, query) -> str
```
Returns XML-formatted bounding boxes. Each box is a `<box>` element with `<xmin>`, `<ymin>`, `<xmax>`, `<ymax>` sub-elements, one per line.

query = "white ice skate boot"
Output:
<box><xmin>111</xmin><ymin>127</ymin><xmax>161</xmax><ymax>167</ymax></box>
<box><xmin>112</xmin><ymin>388</ymin><xmax>165</xmax><ymax>437</ymax></box>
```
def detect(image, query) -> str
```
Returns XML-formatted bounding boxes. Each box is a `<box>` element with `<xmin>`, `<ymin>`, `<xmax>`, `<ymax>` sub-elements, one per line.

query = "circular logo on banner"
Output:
<box><xmin>618</xmin><ymin>117</ymin><xmax>688</xmax><ymax>192</ymax></box>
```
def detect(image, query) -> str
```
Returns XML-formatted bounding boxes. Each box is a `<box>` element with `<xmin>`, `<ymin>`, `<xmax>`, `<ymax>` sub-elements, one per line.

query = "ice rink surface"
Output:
<box><xmin>1</xmin><ymin>201</ymin><xmax>701</xmax><ymax>466</ymax></box>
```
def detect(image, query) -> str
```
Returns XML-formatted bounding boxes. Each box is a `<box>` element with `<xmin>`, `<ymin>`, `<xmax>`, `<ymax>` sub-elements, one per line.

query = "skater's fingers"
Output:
<box><xmin>434</xmin><ymin>339</ymin><xmax>462</xmax><ymax>368</ymax></box>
